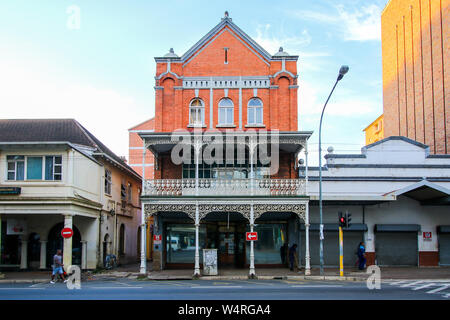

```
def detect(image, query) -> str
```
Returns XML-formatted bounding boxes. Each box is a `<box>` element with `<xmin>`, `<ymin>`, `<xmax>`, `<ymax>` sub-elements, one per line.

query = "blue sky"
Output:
<box><xmin>0</xmin><ymin>0</ymin><xmax>389</xmax><ymax>165</ymax></box>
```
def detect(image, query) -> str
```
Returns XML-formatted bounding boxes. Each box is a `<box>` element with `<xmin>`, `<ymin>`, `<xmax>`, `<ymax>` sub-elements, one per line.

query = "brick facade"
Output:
<box><xmin>128</xmin><ymin>118</ymin><xmax>154</xmax><ymax>179</ymax></box>
<box><xmin>130</xmin><ymin>15</ymin><xmax>301</xmax><ymax>179</ymax></box>
<box><xmin>382</xmin><ymin>0</ymin><xmax>449</xmax><ymax>154</ymax></box>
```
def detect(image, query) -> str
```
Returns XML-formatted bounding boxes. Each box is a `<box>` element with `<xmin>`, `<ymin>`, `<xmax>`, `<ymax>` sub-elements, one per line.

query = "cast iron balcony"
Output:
<box><xmin>142</xmin><ymin>178</ymin><xmax>306</xmax><ymax>197</ymax></box>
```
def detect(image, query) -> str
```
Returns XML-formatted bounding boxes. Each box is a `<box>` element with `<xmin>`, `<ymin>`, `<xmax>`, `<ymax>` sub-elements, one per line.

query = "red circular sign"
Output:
<box><xmin>61</xmin><ymin>227</ymin><xmax>73</xmax><ymax>239</ymax></box>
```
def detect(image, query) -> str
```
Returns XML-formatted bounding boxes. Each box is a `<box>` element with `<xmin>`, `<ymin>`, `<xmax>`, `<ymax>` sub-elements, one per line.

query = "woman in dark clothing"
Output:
<box><xmin>289</xmin><ymin>244</ymin><xmax>298</xmax><ymax>271</ymax></box>
<box><xmin>280</xmin><ymin>243</ymin><xmax>288</xmax><ymax>266</ymax></box>
<box><xmin>357</xmin><ymin>242</ymin><xmax>366</xmax><ymax>270</ymax></box>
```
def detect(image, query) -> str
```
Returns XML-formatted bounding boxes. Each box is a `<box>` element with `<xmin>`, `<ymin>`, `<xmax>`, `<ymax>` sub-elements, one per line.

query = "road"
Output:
<box><xmin>0</xmin><ymin>279</ymin><xmax>449</xmax><ymax>300</ymax></box>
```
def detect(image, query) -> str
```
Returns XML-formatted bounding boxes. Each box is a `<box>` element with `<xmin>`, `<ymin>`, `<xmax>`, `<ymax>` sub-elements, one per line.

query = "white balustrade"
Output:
<box><xmin>143</xmin><ymin>179</ymin><xmax>306</xmax><ymax>196</ymax></box>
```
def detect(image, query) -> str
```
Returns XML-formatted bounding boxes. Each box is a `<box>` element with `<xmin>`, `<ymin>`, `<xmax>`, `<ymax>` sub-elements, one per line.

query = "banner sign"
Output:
<box><xmin>7</xmin><ymin>219</ymin><xmax>27</xmax><ymax>235</ymax></box>
<box><xmin>0</xmin><ymin>187</ymin><xmax>21</xmax><ymax>195</ymax></box>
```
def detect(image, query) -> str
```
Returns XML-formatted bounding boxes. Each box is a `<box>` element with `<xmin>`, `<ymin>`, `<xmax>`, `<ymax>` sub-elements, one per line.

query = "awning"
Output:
<box><xmin>374</xmin><ymin>224</ymin><xmax>421</xmax><ymax>232</ymax></box>
<box><xmin>300</xmin><ymin>223</ymin><xmax>367</xmax><ymax>232</ymax></box>
<box><xmin>437</xmin><ymin>226</ymin><xmax>450</xmax><ymax>234</ymax></box>
<box><xmin>385</xmin><ymin>180</ymin><xmax>450</xmax><ymax>205</ymax></box>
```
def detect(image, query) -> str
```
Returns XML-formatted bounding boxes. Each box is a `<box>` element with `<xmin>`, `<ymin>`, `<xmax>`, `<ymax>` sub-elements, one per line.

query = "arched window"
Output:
<box><xmin>247</xmin><ymin>98</ymin><xmax>263</xmax><ymax>125</ymax></box>
<box><xmin>218</xmin><ymin>98</ymin><xmax>234</xmax><ymax>125</ymax></box>
<box><xmin>189</xmin><ymin>98</ymin><xmax>205</xmax><ymax>125</ymax></box>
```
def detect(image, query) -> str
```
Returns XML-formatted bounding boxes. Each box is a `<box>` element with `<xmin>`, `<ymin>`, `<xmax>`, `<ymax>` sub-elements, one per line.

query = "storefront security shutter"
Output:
<box><xmin>375</xmin><ymin>232</ymin><xmax>418</xmax><ymax>266</ymax></box>
<box><xmin>439</xmin><ymin>234</ymin><xmax>450</xmax><ymax>266</ymax></box>
<box><xmin>301</xmin><ymin>231</ymin><xmax>364</xmax><ymax>267</ymax></box>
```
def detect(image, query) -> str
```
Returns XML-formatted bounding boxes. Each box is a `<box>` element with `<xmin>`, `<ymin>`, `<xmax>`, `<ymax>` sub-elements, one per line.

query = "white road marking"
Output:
<box><xmin>400</xmin><ymin>281</ymin><xmax>424</xmax><ymax>287</ymax></box>
<box><xmin>0</xmin><ymin>288</ymin><xmax>44</xmax><ymax>290</ymax></box>
<box><xmin>191</xmin><ymin>286</ymin><xmax>242</xmax><ymax>289</ymax></box>
<box><xmin>412</xmin><ymin>283</ymin><xmax>436</xmax><ymax>291</ymax></box>
<box><xmin>389</xmin><ymin>280</ymin><xmax>409</xmax><ymax>286</ymax></box>
<box><xmin>426</xmin><ymin>284</ymin><xmax>450</xmax><ymax>294</ymax></box>
<box><xmin>90</xmin><ymin>286</ymin><xmax>143</xmax><ymax>289</ymax></box>
<box><xmin>290</xmin><ymin>285</ymin><xmax>343</xmax><ymax>288</ymax></box>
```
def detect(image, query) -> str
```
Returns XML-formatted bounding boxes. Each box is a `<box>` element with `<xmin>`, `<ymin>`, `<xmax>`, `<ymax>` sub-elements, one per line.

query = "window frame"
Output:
<box><xmin>189</xmin><ymin>98</ymin><xmax>205</xmax><ymax>126</ymax></box>
<box><xmin>7</xmin><ymin>156</ymin><xmax>25</xmax><ymax>181</ymax></box>
<box><xmin>127</xmin><ymin>182</ymin><xmax>132</xmax><ymax>203</ymax></box>
<box><xmin>218</xmin><ymin>98</ymin><xmax>234</xmax><ymax>125</ymax></box>
<box><xmin>247</xmin><ymin>98</ymin><xmax>264</xmax><ymax>125</ymax></box>
<box><xmin>6</xmin><ymin>155</ymin><xmax>62</xmax><ymax>181</ymax></box>
<box><xmin>104</xmin><ymin>169</ymin><xmax>112</xmax><ymax>195</ymax></box>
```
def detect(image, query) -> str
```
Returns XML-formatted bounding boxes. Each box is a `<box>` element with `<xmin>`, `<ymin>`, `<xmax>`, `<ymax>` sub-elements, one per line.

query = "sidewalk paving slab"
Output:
<box><xmin>1</xmin><ymin>265</ymin><xmax>449</xmax><ymax>284</ymax></box>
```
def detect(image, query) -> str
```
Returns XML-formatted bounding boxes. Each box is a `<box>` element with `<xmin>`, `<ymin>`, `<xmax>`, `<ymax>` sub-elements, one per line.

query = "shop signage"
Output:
<box><xmin>0</xmin><ymin>187</ymin><xmax>21</xmax><ymax>195</ymax></box>
<box><xmin>423</xmin><ymin>232</ymin><xmax>432</xmax><ymax>240</ymax></box>
<box><xmin>6</xmin><ymin>219</ymin><xmax>27</xmax><ymax>235</ymax></box>
<box><xmin>61</xmin><ymin>228</ymin><xmax>73</xmax><ymax>239</ymax></box>
<box><xmin>154</xmin><ymin>234</ymin><xmax>162</xmax><ymax>244</ymax></box>
<box><xmin>246</xmin><ymin>232</ymin><xmax>258</xmax><ymax>241</ymax></box>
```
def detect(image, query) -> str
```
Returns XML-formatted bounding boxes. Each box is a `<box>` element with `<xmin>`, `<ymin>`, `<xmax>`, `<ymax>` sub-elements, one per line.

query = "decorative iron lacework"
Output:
<box><xmin>144</xmin><ymin>202</ymin><xmax>307</xmax><ymax>222</ymax></box>
<box><xmin>253</xmin><ymin>203</ymin><xmax>306</xmax><ymax>222</ymax></box>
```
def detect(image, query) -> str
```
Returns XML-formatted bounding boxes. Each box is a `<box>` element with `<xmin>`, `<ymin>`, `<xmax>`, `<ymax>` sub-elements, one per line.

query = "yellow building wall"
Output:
<box><xmin>364</xmin><ymin>114</ymin><xmax>385</xmax><ymax>145</ymax></box>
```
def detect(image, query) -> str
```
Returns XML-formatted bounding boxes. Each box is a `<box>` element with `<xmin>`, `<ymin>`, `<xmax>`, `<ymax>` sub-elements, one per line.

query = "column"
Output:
<box><xmin>63</xmin><ymin>214</ymin><xmax>73</xmax><ymax>267</ymax></box>
<box><xmin>304</xmin><ymin>202</ymin><xmax>311</xmax><ymax>276</ymax></box>
<box><xmin>249</xmin><ymin>204</ymin><xmax>256</xmax><ymax>278</ymax></box>
<box><xmin>140</xmin><ymin>144</ymin><xmax>147</xmax><ymax>275</ymax></box>
<box><xmin>20</xmin><ymin>240</ymin><xmax>28</xmax><ymax>269</ymax></box>
<box><xmin>39</xmin><ymin>240</ymin><xmax>47</xmax><ymax>269</ymax></box>
<box><xmin>0</xmin><ymin>216</ymin><xmax>2</xmax><ymax>265</ymax></box>
<box><xmin>81</xmin><ymin>240</ymin><xmax>87</xmax><ymax>270</ymax></box>
<box><xmin>194</xmin><ymin>203</ymin><xmax>200</xmax><ymax>277</ymax></box>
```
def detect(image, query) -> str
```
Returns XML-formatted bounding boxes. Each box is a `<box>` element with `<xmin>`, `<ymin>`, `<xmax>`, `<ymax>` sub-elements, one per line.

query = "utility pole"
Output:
<box><xmin>338</xmin><ymin>212</ymin><xmax>346</xmax><ymax>277</ymax></box>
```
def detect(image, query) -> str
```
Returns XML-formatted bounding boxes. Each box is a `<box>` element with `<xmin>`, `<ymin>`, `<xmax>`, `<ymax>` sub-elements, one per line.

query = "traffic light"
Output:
<box><xmin>338</xmin><ymin>212</ymin><xmax>346</xmax><ymax>228</ymax></box>
<box><xmin>345</xmin><ymin>212</ymin><xmax>352</xmax><ymax>229</ymax></box>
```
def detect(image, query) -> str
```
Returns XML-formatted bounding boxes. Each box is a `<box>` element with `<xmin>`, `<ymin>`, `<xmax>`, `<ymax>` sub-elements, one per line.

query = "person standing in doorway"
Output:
<box><xmin>280</xmin><ymin>243</ymin><xmax>288</xmax><ymax>266</ymax></box>
<box><xmin>288</xmin><ymin>244</ymin><xmax>298</xmax><ymax>271</ymax></box>
<box><xmin>50</xmin><ymin>249</ymin><xmax>67</xmax><ymax>284</ymax></box>
<box><xmin>357</xmin><ymin>242</ymin><xmax>366</xmax><ymax>270</ymax></box>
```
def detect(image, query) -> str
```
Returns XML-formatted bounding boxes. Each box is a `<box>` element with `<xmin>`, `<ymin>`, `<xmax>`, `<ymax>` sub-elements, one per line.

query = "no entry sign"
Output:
<box><xmin>246</xmin><ymin>232</ymin><xmax>258</xmax><ymax>241</ymax></box>
<box><xmin>61</xmin><ymin>227</ymin><xmax>73</xmax><ymax>239</ymax></box>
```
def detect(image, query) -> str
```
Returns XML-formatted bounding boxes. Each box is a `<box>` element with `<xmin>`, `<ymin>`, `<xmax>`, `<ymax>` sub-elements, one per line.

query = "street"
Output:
<box><xmin>1</xmin><ymin>278</ymin><xmax>449</xmax><ymax>300</ymax></box>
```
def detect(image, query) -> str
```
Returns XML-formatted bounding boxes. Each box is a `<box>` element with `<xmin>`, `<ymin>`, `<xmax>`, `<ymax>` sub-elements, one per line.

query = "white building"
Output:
<box><xmin>0</xmin><ymin>119</ymin><xmax>142</xmax><ymax>270</ymax></box>
<box><xmin>303</xmin><ymin>136</ymin><xmax>450</xmax><ymax>267</ymax></box>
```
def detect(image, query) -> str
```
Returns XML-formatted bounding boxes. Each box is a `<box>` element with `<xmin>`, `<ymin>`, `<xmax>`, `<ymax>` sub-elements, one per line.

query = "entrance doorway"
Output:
<box><xmin>0</xmin><ymin>221</ymin><xmax>20</xmax><ymax>266</ymax></box>
<box><xmin>206</xmin><ymin>222</ymin><xmax>246</xmax><ymax>268</ymax></box>
<box><xmin>46</xmin><ymin>222</ymin><xmax>82</xmax><ymax>268</ymax></box>
<box><xmin>27</xmin><ymin>232</ymin><xmax>41</xmax><ymax>269</ymax></box>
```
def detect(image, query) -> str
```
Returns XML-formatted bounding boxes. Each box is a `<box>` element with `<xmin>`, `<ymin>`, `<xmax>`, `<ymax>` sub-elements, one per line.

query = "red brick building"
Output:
<box><xmin>380</xmin><ymin>0</ymin><xmax>449</xmax><ymax>154</ymax></box>
<box><xmin>134</xmin><ymin>13</ymin><xmax>312</xmax><ymax>275</ymax></box>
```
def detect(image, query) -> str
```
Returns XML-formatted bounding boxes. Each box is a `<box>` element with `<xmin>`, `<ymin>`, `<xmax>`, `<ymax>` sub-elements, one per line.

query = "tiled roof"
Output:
<box><xmin>0</xmin><ymin>119</ymin><xmax>140</xmax><ymax>180</ymax></box>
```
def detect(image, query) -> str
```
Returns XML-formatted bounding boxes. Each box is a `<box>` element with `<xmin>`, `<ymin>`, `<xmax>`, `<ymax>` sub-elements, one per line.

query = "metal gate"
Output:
<box><xmin>375</xmin><ymin>232</ymin><xmax>418</xmax><ymax>266</ymax></box>
<box><xmin>439</xmin><ymin>234</ymin><xmax>450</xmax><ymax>266</ymax></box>
<box><xmin>301</xmin><ymin>231</ymin><xmax>364</xmax><ymax>267</ymax></box>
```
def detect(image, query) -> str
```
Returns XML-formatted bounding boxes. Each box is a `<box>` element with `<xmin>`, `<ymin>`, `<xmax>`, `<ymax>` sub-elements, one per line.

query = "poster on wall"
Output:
<box><xmin>6</xmin><ymin>219</ymin><xmax>27</xmax><ymax>235</ymax></box>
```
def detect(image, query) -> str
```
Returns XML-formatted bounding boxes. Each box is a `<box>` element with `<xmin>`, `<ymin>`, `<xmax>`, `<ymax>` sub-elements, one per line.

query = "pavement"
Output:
<box><xmin>1</xmin><ymin>264</ymin><xmax>449</xmax><ymax>284</ymax></box>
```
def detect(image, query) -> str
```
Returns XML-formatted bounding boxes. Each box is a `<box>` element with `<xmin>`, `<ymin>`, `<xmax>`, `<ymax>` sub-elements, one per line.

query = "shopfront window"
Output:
<box><xmin>246</xmin><ymin>223</ymin><xmax>287</xmax><ymax>264</ymax></box>
<box><xmin>166</xmin><ymin>224</ymin><xmax>206</xmax><ymax>263</ymax></box>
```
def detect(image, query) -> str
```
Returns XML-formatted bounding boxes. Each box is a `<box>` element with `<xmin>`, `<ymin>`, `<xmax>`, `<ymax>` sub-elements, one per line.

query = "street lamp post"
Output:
<box><xmin>318</xmin><ymin>65</ymin><xmax>349</xmax><ymax>276</ymax></box>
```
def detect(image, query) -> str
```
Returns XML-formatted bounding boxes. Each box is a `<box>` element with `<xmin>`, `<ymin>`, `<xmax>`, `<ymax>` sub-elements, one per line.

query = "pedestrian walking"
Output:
<box><xmin>288</xmin><ymin>244</ymin><xmax>298</xmax><ymax>271</ymax></box>
<box><xmin>50</xmin><ymin>249</ymin><xmax>67</xmax><ymax>284</ymax></box>
<box><xmin>280</xmin><ymin>243</ymin><xmax>288</xmax><ymax>266</ymax></box>
<box><xmin>357</xmin><ymin>242</ymin><xmax>366</xmax><ymax>270</ymax></box>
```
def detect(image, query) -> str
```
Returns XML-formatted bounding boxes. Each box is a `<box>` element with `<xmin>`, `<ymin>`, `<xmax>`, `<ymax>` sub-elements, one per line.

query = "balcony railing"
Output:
<box><xmin>143</xmin><ymin>179</ymin><xmax>306</xmax><ymax>197</ymax></box>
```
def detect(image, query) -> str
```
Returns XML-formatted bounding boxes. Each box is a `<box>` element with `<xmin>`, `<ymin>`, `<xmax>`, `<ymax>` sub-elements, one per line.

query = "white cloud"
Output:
<box><xmin>0</xmin><ymin>59</ymin><xmax>142</xmax><ymax>159</ymax></box>
<box><xmin>298</xmin><ymin>80</ymin><xmax>378</xmax><ymax>116</ymax></box>
<box><xmin>336</xmin><ymin>5</ymin><xmax>381</xmax><ymax>41</ymax></box>
<box><xmin>253</xmin><ymin>24</ymin><xmax>311</xmax><ymax>55</ymax></box>
<box><xmin>292</xmin><ymin>4</ymin><xmax>382</xmax><ymax>42</ymax></box>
